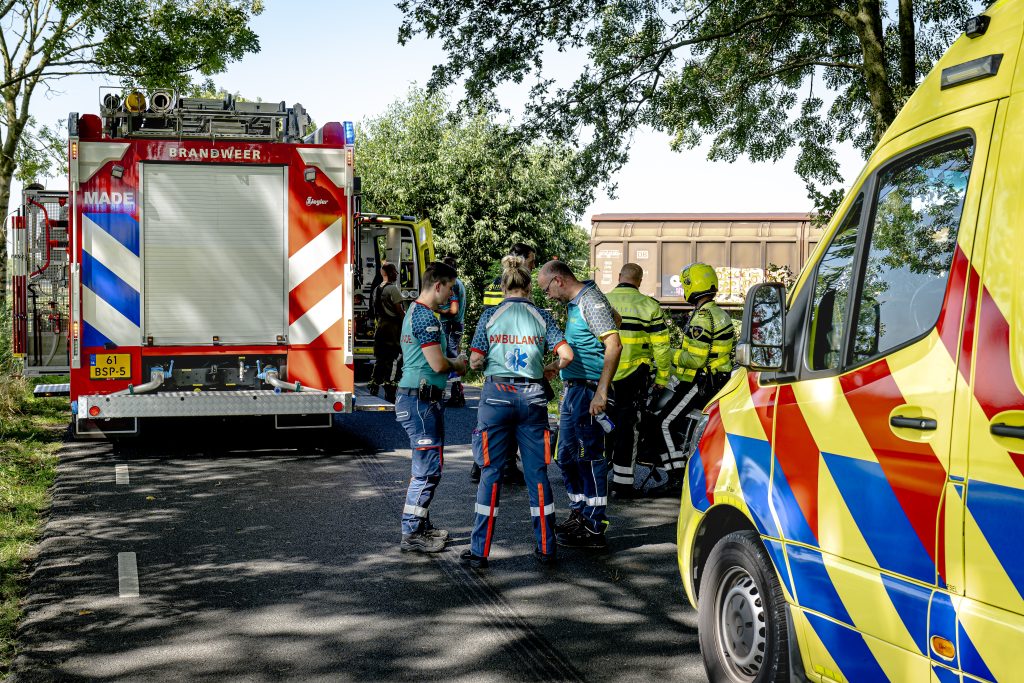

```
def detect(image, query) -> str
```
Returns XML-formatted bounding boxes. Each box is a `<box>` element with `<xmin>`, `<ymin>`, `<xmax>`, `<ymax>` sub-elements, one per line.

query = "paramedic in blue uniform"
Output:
<box><xmin>472</xmin><ymin>242</ymin><xmax>539</xmax><ymax>485</ymax></box>
<box><xmin>396</xmin><ymin>261</ymin><xmax>468</xmax><ymax>553</ymax></box>
<box><xmin>537</xmin><ymin>260</ymin><xmax>622</xmax><ymax>549</ymax></box>
<box><xmin>460</xmin><ymin>255</ymin><xmax>574</xmax><ymax>569</ymax></box>
<box><xmin>440</xmin><ymin>255</ymin><xmax>467</xmax><ymax>407</ymax></box>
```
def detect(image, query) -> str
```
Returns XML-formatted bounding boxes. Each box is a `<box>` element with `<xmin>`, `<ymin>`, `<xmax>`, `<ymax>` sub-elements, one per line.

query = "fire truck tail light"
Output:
<box><xmin>70</xmin><ymin>142</ymin><xmax>78</xmax><ymax>159</ymax></box>
<box><xmin>333</xmin><ymin>401</ymin><xmax>343</xmax><ymax>412</ymax></box>
<box><xmin>88</xmin><ymin>405</ymin><xmax>100</xmax><ymax>417</ymax></box>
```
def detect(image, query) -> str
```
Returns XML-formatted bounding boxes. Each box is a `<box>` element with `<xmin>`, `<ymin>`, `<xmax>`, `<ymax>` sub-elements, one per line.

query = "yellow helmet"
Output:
<box><xmin>680</xmin><ymin>262</ymin><xmax>718</xmax><ymax>302</ymax></box>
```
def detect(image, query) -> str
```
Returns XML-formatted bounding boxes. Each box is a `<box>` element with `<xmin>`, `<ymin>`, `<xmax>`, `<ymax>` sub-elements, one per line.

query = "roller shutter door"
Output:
<box><xmin>142</xmin><ymin>163</ymin><xmax>287</xmax><ymax>345</ymax></box>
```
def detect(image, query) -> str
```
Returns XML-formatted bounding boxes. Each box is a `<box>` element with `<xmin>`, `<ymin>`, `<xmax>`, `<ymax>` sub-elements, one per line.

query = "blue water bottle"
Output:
<box><xmin>594</xmin><ymin>411</ymin><xmax>615</xmax><ymax>434</ymax></box>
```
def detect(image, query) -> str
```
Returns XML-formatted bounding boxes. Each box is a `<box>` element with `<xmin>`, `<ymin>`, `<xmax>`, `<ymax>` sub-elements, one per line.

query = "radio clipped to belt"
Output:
<box><xmin>418</xmin><ymin>378</ymin><xmax>445</xmax><ymax>403</ymax></box>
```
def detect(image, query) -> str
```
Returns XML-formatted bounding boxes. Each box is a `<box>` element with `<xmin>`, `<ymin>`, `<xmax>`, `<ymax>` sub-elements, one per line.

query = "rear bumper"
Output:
<box><xmin>75</xmin><ymin>389</ymin><xmax>354</xmax><ymax>422</ymax></box>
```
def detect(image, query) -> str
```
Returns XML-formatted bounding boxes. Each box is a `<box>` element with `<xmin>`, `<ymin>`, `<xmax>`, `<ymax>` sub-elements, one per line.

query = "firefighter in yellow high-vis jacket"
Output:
<box><xmin>644</xmin><ymin>263</ymin><xmax>735</xmax><ymax>474</ymax></box>
<box><xmin>671</xmin><ymin>263</ymin><xmax>735</xmax><ymax>382</ymax></box>
<box><xmin>605</xmin><ymin>263</ymin><xmax>673</xmax><ymax>499</ymax></box>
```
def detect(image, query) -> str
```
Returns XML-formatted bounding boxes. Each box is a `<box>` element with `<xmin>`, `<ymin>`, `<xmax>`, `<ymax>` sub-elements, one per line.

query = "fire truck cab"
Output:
<box><xmin>678</xmin><ymin>3</ymin><xmax>1024</xmax><ymax>682</ymax></box>
<box><xmin>47</xmin><ymin>88</ymin><xmax>359</xmax><ymax>436</ymax></box>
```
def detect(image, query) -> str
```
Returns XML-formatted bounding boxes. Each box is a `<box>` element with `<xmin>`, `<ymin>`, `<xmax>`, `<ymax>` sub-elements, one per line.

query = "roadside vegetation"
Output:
<box><xmin>0</xmin><ymin>308</ymin><xmax>66</xmax><ymax>675</ymax></box>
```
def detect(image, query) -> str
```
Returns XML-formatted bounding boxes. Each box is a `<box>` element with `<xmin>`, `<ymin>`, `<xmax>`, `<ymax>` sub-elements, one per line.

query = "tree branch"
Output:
<box><xmin>663</xmin><ymin>7</ymin><xmax>834</xmax><ymax>52</ymax></box>
<box><xmin>898</xmin><ymin>0</ymin><xmax>915</xmax><ymax>90</ymax></box>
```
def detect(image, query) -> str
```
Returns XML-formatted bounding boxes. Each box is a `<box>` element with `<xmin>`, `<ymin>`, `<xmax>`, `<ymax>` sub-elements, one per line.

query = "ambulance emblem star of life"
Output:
<box><xmin>505</xmin><ymin>348</ymin><xmax>529</xmax><ymax>372</ymax></box>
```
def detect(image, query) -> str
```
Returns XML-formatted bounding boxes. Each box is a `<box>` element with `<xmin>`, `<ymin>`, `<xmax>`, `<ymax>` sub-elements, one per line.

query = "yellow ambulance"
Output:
<box><xmin>677</xmin><ymin>3</ymin><xmax>1024</xmax><ymax>682</ymax></box>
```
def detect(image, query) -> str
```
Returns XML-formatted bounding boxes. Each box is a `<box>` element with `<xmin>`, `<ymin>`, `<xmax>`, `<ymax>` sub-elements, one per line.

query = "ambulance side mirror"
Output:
<box><xmin>736</xmin><ymin>282</ymin><xmax>786</xmax><ymax>371</ymax></box>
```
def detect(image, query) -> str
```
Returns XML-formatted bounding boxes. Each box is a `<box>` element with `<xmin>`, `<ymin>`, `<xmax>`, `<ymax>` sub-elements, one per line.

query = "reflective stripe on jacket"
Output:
<box><xmin>672</xmin><ymin>300</ymin><xmax>735</xmax><ymax>382</ymax></box>
<box><xmin>482</xmin><ymin>275</ymin><xmax>504</xmax><ymax>308</ymax></box>
<box><xmin>605</xmin><ymin>283</ymin><xmax>673</xmax><ymax>385</ymax></box>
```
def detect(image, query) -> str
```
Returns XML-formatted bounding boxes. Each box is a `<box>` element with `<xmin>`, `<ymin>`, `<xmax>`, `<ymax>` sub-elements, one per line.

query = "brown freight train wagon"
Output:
<box><xmin>589</xmin><ymin>213</ymin><xmax>822</xmax><ymax>310</ymax></box>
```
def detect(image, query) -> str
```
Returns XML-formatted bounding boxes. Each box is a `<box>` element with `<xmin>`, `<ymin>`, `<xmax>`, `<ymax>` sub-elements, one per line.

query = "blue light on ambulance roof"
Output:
<box><xmin>343</xmin><ymin>121</ymin><xmax>355</xmax><ymax>145</ymax></box>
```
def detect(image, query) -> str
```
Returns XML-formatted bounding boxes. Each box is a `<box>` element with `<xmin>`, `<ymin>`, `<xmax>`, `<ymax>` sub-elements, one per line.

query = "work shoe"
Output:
<box><xmin>554</xmin><ymin>509</ymin><xmax>583</xmax><ymax>535</ymax></box>
<box><xmin>611</xmin><ymin>483</ymin><xmax>643</xmax><ymax>500</ymax></box>
<box><xmin>383</xmin><ymin>385</ymin><xmax>397</xmax><ymax>404</ymax></box>
<box><xmin>534</xmin><ymin>549</ymin><xmax>557</xmax><ymax>566</ymax></box>
<box><xmin>460</xmin><ymin>549</ymin><xmax>489</xmax><ymax>569</ymax></box>
<box><xmin>502</xmin><ymin>466</ymin><xmax>526</xmax><ymax>486</ymax></box>
<box><xmin>401</xmin><ymin>530</ymin><xmax>445</xmax><ymax>553</ymax></box>
<box><xmin>470</xmin><ymin>462</ymin><xmax>481</xmax><ymax>483</ymax></box>
<box><xmin>367</xmin><ymin>382</ymin><xmax>379</xmax><ymax>397</ymax></box>
<box><xmin>556</xmin><ymin>525</ymin><xmax>608</xmax><ymax>550</ymax></box>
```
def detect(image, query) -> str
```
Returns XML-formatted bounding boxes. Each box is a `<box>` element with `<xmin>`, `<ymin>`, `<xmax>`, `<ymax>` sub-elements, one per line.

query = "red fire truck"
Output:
<box><xmin>21</xmin><ymin>88</ymin><xmax>368</xmax><ymax>436</ymax></box>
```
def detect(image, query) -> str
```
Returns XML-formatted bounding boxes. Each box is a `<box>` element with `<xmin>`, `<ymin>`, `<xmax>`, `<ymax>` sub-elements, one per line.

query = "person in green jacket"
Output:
<box><xmin>604</xmin><ymin>263</ymin><xmax>673</xmax><ymax>499</ymax></box>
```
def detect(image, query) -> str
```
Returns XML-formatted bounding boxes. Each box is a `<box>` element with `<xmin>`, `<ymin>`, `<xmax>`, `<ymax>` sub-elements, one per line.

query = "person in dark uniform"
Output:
<box><xmin>440</xmin><ymin>255</ymin><xmax>467</xmax><ymax>407</ymax></box>
<box><xmin>368</xmin><ymin>263</ymin><xmax>404</xmax><ymax>403</ymax></box>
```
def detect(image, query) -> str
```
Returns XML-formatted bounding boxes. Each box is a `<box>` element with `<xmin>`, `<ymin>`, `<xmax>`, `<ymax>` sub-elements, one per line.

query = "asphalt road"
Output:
<box><xmin>12</xmin><ymin>387</ymin><xmax>704</xmax><ymax>682</ymax></box>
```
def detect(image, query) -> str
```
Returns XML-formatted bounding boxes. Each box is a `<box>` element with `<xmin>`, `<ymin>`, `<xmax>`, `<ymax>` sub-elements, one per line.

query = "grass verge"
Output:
<box><xmin>0</xmin><ymin>376</ymin><xmax>68</xmax><ymax>676</ymax></box>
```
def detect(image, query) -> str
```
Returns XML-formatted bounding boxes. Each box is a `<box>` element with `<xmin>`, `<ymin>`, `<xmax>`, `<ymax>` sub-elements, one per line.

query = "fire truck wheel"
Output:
<box><xmin>698</xmin><ymin>530</ymin><xmax>789</xmax><ymax>683</ymax></box>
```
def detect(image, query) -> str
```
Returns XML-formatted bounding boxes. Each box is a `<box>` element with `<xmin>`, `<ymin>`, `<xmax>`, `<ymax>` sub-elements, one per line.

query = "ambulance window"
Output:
<box><xmin>851</xmin><ymin>138</ymin><xmax>972</xmax><ymax>364</ymax></box>
<box><xmin>400</xmin><ymin>233</ymin><xmax>416</xmax><ymax>289</ymax></box>
<box><xmin>807</xmin><ymin>195</ymin><xmax>863</xmax><ymax>371</ymax></box>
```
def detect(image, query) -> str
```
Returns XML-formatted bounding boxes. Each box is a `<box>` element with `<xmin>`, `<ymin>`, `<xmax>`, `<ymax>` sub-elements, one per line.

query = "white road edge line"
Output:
<box><xmin>115</xmin><ymin>464</ymin><xmax>129</xmax><ymax>485</ymax></box>
<box><xmin>118</xmin><ymin>552</ymin><xmax>140</xmax><ymax>598</ymax></box>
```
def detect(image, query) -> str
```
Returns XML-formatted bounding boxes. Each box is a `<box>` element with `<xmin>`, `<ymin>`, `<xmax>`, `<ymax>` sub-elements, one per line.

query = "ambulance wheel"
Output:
<box><xmin>698</xmin><ymin>530</ymin><xmax>789</xmax><ymax>683</ymax></box>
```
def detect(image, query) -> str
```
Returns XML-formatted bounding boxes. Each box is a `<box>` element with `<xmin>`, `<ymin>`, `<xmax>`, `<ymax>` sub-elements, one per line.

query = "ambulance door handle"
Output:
<box><xmin>890</xmin><ymin>416</ymin><xmax>937</xmax><ymax>431</ymax></box>
<box><xmin>991</xmin><ymin>423</ymin><xmax>1024</xmax><ymax>440</ymax></box>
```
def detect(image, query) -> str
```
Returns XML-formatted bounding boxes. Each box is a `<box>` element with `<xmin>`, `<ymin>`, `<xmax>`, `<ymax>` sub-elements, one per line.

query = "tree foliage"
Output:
<box><xmin>398</xmin><ymin>0</ymin><xmax>980</xmax><ymax>217</ymax></box>
<box><xmin>0</xmin><ymin>0</ymin><xmax>263</xmax><ymax>304</ymax></box>
<box><xmin>357</xmin><ymin>87</ymin><xmax>591</xmax><ymax>324</ymax></box>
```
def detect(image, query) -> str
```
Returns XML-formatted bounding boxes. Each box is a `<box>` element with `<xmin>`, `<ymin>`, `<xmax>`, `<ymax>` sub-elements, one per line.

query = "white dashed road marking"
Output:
<box><xmin>117</xmin><ymin>552</ymin><xmax>139</xmax><ymax>598</ymax></box>
<box><xmin>115</xmin><ymin>464</ymin><xmax>129</xmax><ymax>485</ymax></box>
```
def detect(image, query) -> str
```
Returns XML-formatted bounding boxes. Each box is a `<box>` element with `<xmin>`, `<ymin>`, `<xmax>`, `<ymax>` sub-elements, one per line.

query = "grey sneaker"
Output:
<box><xmin>401</xmin><ymin>530</ymin><xmax>445</xmax><ymax>553</ymax></box>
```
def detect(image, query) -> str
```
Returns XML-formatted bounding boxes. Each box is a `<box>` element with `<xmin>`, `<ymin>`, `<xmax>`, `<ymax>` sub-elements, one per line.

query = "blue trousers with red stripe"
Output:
<box><xmin>557</xmin><ymin>382</ymin><xmax>611</xmax><ymax>533</ymax></box>
<box><xmin>471</xmin><ymin>380</ymin><xmax>556</xmax><ymax>558</ymax></box>
<box><xmin>395</xmin><ymin>393</ymin><xmax>445</xmax><ymax>535</ymax></box>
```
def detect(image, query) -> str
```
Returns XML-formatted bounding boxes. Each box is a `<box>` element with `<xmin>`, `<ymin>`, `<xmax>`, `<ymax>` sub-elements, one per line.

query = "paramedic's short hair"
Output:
<box><xmin>540</xmin><ymin>259</ymin><xmax>575</xmax><ymax>282</ymax></box>
<box><xmin>423</xmin><ymin>261</ymin><xmax>457</xmax><ymax>288</ymax></box>
<box><xmin>381</xmin><ymin>263</ymin><xmax>398</xmax><ymax>281</ymax></box>
<box><xmin>509</xmin><ymin>243</ymin><xmax>536</xmax><ymax>260</ymax></box>
<box><xmin>442</xmin><ymin>255</ymin><xmax>458</xmax><ymax>270</ymax></box>
<box><xmin>619</xmin><ymin>263</ymin><xmax>643</xmax><ymax>284</ymax></box>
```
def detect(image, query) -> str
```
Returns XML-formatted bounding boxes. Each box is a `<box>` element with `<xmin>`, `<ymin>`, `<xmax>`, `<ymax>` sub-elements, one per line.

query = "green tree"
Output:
<box><xmin>398</xmin><ymin>0</ymin><xmax>979</xmax><ymax>216</ymax></box>
<box><xmin>357</xmin><ymin>87</ymin><xmax>590</xmax><ymax>326</ymax></box>
<box><xmin>1</xmin><ymin>0</ymin><xmax>264</xmax><ymax>302</ymax></box>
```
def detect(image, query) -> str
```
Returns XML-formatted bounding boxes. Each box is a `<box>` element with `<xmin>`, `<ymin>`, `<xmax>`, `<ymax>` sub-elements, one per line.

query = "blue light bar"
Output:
<box><xmin>343</xmin><ymin>121</ymin><xmax>355</xmax><ymax>145</ymax></box>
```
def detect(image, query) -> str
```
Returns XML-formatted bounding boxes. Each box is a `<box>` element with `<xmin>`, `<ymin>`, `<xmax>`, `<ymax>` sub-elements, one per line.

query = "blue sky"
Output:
<box><xmin>20</xmin><ymin>0</ymin><xmax>865</xmax><ymax>222</ymax></box>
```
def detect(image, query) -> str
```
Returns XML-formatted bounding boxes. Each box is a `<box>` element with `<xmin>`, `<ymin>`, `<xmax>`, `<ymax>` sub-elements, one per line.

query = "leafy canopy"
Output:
<box><xmin>357</xmin><ymin>87</ymin><xmax>590</xmax><ymax>324</ymax></box>
<box><xmin>398</xmin><ymin>0</ymin><xmax>979</xmax><ymax>216</ymax></box>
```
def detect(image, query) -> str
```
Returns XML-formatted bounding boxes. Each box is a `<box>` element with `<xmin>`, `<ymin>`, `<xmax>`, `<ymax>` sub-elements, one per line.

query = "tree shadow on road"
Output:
<box><xmin>13</xmin><ymin>409</ymin><xmax>703</xmax><ymax>682</ymax></box>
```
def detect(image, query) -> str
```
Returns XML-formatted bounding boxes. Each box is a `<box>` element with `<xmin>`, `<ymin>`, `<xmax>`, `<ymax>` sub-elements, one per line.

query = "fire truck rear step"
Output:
<box><xmin>77</xmin><ymin>390</ymin><xmax>353</xmax><ymax>420</ymax></box>
<box><xmin>34</xmin><ymin>383</ymin><xmax>71</xmax><ymax>397</ymax></box>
